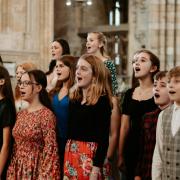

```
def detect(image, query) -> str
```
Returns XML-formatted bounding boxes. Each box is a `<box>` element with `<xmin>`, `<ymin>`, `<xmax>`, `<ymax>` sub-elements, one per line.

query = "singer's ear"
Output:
<box><xmin>0</xmin><ymin>78</ymin><xmax>5</xmax><ymax>85</ymax></box>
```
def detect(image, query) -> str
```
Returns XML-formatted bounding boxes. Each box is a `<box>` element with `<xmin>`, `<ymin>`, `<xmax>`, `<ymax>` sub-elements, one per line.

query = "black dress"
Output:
<box><xmin>0</xmin><ymin>98</ymin><xmax>15</xmax><ymax>180</ymax></box>
<box><xmin>121</xmin><ymin>88</ymin><xmax>157</xmax><ymax>180</ymax></box>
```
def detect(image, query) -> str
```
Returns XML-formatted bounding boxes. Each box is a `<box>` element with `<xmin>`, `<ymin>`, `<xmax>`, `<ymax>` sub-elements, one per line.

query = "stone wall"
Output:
<box><xmin>0</xmin><ymin>0</ymin><xmax>54</xmax><ymax>72</ymax></box>
<box><xmin>128</xmin><ymin>0</ymin><xmax>180</xmax><ymax>76</ymax></box>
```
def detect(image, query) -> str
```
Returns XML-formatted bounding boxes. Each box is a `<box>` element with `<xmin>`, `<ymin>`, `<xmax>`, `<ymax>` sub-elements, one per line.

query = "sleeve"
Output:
<box><xmin>38</xmin><ymin>110</ymin><xmax>60</xmax><ymax>179</ymax></box>
<box><xmin>105</xmin><ymin>60</ymin><xmax>118</xmax><ymax>95</ymax></box>
<box><xmin>121</xmin><ymin>89</ymin><xmax>131</xmax><ymax>115</ymax></box>
<box><xmin>1</xmin><ymin>102</ymin><xmax>14</xmax><ymax>128</ymax></box>
<box><xmin>93</xmin><ymin>97</ymin><xmax>112</xmax><ymax>167</ymax></box>
<box><xmin>152</xmin><ymin>111</ymin><xmax>163</xmax><ymax>180</ymax></box>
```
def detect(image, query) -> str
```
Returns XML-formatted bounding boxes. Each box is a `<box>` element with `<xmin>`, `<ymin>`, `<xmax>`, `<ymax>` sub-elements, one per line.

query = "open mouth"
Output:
<box><xmin>20</xmin><ymin>91</ymin><xmax>26</xmax><ymax>97</ymax></box>
<box><xmin>77</xmin><ymin>77</ymin><xmax>82</xmax><ymax>82</ymax></box>
<box><xmin>135</xmin><ymin>67</ymin><xmax>140</xmax><ymax>72</ymax></box>
<box><xmin>154</xmin><ymin>93</ymin><xmax>160</xmax><ymax>98</ymax></box>
<box><xmin>169</xmin><ymin>91</ymin><xmax>176</xmax><ymax>94</ymax></box>
<box><xmin>52</xmin><ymin>53</ymin><xmax>56</xmax><ymax>57</ymax></box>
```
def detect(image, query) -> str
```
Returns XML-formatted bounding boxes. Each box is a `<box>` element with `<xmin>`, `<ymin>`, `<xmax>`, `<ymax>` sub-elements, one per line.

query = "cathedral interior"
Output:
<box><xmin>0</xmin><ymin>0</ymin><xmax>179</xmax><ymax>89</ymax></box>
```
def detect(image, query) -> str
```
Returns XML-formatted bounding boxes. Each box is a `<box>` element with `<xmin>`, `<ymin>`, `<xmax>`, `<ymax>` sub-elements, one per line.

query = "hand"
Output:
<box><xmin>117</xmin><ymin>155</ymin><xmax>126</xmax><ymax>173</ymax></box>
<box><xmin>90</xmin><ymin>166</ymin><xmax>100</xmax><ymax>180</ymax></box>
<box><xmin>103</xmin><ymin>157</ymin><xmax>112</xmax><ymax>177</ymax></box>
<box><xmin>89</xmin><ymin>172</ymin><xmax>98</xmax><ymax>180</ymax></box>
<box><xmin>134</xmin><ymin>176</ymin><xmax>141</xmax><ymax>180</ymax></box>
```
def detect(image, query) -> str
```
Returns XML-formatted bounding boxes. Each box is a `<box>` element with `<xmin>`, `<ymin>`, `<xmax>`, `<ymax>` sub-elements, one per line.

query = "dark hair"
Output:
<box><xmin>27</xmin><ymin>69</ymin><xmax>53</xmax><ymax>112</ymax></box>
<box><xmin>0</xmin><ymin>66</ymin><xmax>16</xmax><ymax>120</ymax></box>
<box><xmin>53</xmin><ymin>38</ymin><xmax>70</xmax><ymax>55</ymax></box>
<box><xmin>49</xmin><ymin>55</ymin><xmax>77</xmax><ymax>98</ymax></box>
<box><xmin>0</xmin><ymin>55</ymin><xmax>3</xmax><ymax>65</ymax></box>
<box><xmin>154</xmin><ymin>71</ymin><xmax>168</xmax><ymax>81</ymax></box>
<box><xmin>46</xmin><ymin>59</ymin><xmax>56</xmax><ymax>75</ymax></box>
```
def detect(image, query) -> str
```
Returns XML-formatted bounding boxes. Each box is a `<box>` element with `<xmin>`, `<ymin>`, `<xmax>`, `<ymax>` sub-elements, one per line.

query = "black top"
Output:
<box><xmin>121</xmin><ymin>88</ymin><xmax>157</xmax><ymax>178</ymax></box>
<box><xmin>67</xmin><ymin>95</ymin><xmax>112</xmax><ymax>167</ymax></box>
<box><xmin>0</xmin><ymin>98</ymin><xmax>15</xmax><ymax>178</ymax></box>
<box><xmin>0</xmin><ymin>98</ymin><xmax>15</xmax><ymax>150</ymax></box>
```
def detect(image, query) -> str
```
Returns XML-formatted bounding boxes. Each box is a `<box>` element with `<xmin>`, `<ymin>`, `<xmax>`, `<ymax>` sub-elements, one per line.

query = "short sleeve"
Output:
<box><xmin>121</xmin><ymin>88</ymin><xmax>132</xmax><ymax>115</ymax></box>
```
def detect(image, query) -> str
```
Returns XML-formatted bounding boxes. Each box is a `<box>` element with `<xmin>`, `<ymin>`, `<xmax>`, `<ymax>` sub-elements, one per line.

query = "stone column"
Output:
<box><xmin>0</xmin><ymin>0</ymin><xmax>54</xmax><ymax>72</ymax></box>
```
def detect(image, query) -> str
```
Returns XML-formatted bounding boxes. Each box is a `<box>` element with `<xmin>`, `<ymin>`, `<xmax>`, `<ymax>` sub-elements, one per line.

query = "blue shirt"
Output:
<box><xmin>52</xmin><ymin>93</ymin><xmax>69</xmax><ymax>139</ymax></box>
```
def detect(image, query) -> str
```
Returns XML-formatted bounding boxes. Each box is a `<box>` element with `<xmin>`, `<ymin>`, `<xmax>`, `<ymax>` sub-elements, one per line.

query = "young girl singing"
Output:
<box><xmin>0</xmin><ymin>66</ymin><xmax>16</xmax><ymax>179</ymax></box>
<box><xmin>7</xmin><ymin>70</ymin><xmax>60</xmax><ymax>179</ymax></box>
<box><xmin>118</xmin><ymin>49</ymin><xmax>160</xmax><ymax>180</ymax></box>
<box><xmin>63</xmin><ymin>54</ymin><xmax>112</xmax><ymax>179</ymax></box>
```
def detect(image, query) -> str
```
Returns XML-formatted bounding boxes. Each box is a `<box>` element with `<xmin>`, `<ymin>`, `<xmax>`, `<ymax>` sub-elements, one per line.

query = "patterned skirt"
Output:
<box><xmin>63</xmin><ymin>139</ymin><xmax>104</xmax><ymax>180</ymax></box>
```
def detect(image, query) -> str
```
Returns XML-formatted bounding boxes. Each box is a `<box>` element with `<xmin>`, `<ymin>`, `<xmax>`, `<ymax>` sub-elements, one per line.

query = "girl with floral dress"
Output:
<box><xmin>7</xmin><ymin>70</ymin><xmax>60</xmax><ymax>180</ymax></box>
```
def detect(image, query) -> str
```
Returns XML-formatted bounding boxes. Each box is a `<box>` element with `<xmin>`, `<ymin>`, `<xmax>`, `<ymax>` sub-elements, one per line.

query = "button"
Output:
<box><xmin>176</xmin><ymin>177</ymin><xmax>179</xmax><ymax>179</ymax></box>
<box><xmin>176</xmin><ymin>163</ymin><xmax>179</xmax><ymax>166</ymax></box>
<box><xmin>167</xmin><ymin>148</ymin><xmax>170</xmax><ymax>151</ymax></box>
<box><xmin>177</xmin><ymin>149</ymin><xmax>180</xmax><ymax>152</ymax></box>
<box><xmin>167</xmin><ymin>175</ymin><xmax>170</xmax><ymax>178</ymax></box>
<box><xmin>166</xmin><ymin>161</ymin><xmax>170</xmax><ymax>164</ymax></box>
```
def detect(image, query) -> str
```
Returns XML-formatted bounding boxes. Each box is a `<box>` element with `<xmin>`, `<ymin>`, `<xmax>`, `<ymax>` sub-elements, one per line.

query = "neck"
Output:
<box><xmin>159</xmin><ymin>102</ymin><xmax>171</xmax><ymax>110</ymax></box>
<box><xmin>27</xmin><ymin>95</ymin><xmax>43</xmax><ymax>112</ymax></box>
<box><xmin>94</xmin><ymin>51</ymin><xmax>106</xmax><ymax>61</ymax></box>
<box><xmin>138</xmin><ymin>76</ymin><xmax>153</xmax><ymax>89</ymax></box>
<box><xmin>62</xmin><ymin>80</ymin><xmax>69</xmax><ymax>88</ymax></box>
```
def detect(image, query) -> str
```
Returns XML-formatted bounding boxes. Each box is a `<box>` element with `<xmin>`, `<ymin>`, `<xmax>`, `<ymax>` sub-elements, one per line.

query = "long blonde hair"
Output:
<box><xmin>70</xmin><ymin>54</ymin><xmax>112</xmax><ymax>106</ymax></box>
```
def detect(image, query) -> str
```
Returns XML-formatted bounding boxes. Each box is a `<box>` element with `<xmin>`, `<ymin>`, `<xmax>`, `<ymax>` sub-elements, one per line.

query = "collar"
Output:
<box><xmin>174</xmin><ymin>103</ymin><xmax>180</xmax><ymax>111</ymax></box>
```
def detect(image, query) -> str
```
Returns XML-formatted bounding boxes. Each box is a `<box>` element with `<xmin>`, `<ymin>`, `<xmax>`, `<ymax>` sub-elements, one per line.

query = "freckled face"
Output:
<box><xmin>75</xmin><ymin>58</ymin><xmax>93</xmax><ymax>89</ymax></box>
<box><xmin>132</xmin><ymin>52</ymin><xmax>154</xmax><ymax>79</ymax></box>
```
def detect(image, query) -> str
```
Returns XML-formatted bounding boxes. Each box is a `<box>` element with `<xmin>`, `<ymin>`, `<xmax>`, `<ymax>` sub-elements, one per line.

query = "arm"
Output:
<box><xmin>0</xmin><ymin>127</ymin><xmax>11</xmax><ymax>176</ymax></box>
<box><xmin>39</xmin><ymin>110</ymin><xmax>60</xmax><ymax>179</ymax></box>
<box><xmin>117</xmin><ymin>114</ymin><xmax>130</xmax><ymax>171</ymax></box>
<box><xmin>107</xmin><ymin>96</ymin><xmax>121</xmax><ymax>160</ymax></box>
<box><xmin>152</xmin><ymin>112</ymin><xmax>163</xmax><ymax>180</ymax></box>
<box><xmin>93</xmin><ymin>97</ymin><xmax>111</xmax><ymax>167</ymax></box>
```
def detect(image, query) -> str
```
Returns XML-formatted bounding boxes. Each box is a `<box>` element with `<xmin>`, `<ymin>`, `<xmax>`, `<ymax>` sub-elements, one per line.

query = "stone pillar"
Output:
<box><xmin>128</xmin><ymin>0</ymin><xmax>180</xmax><ymax>76</ymax></box>
<box><xmin>0</xmin><ymin>0</ymin><xmax>54</xmax><ymax>72</ymax></box>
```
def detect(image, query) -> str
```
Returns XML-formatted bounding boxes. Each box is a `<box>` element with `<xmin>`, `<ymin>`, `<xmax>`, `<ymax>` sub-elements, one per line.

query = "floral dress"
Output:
<box><xmin>104</xmin><ymin>59</ymin><xmax>118</xmax><ymax>96</ymax></box>
<box><xmin>7</xmin><ymin>107</ymin><xmax>60</xmax><ymax>180</ymax></box>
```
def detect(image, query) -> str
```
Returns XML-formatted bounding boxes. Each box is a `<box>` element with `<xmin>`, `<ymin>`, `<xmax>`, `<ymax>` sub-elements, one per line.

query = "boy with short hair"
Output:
<box><xmin>152</xmin><ymin>66</ymin><xmax>180</xmax><ymax>180</ymax></box>
<box><xmin>135</xmin><ymin>71</ymin><xmax>171</xmax><ymax>180</ymax></box>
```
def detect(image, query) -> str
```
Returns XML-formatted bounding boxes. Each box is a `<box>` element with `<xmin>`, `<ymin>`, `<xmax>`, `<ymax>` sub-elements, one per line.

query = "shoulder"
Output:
<box><xmin>124</xmin><ymin>88</ymin><xmax>134</xmax><ymax>98</ymax></box>
<box><xmin>41</xmin><ymin>107</ymin><xmax>55</xmax><ymax>117</ymax></box>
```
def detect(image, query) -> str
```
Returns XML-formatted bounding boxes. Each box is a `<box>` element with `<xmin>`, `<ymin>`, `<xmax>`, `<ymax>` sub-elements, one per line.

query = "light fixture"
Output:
<box><xmin>66</xmin><ymin>0</ymin><xmax>92</xmax><ymax>6</ymax></box>
<box><xmin>86</xmin><ymin>0</ymin><xmax>92</xmax><ymax>6</ymax></box>
<box><xmin>66</xmin><ymin>0</ymin><xmax>72</xmax><ymax>6</ymax></box>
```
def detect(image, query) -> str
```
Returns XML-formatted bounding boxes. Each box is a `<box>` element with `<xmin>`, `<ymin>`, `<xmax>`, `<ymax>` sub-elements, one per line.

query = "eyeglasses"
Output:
<box><xmin>17</xmin><ymin>80</ymin><xmax>39</xmax><ymax>87</ymax></box>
